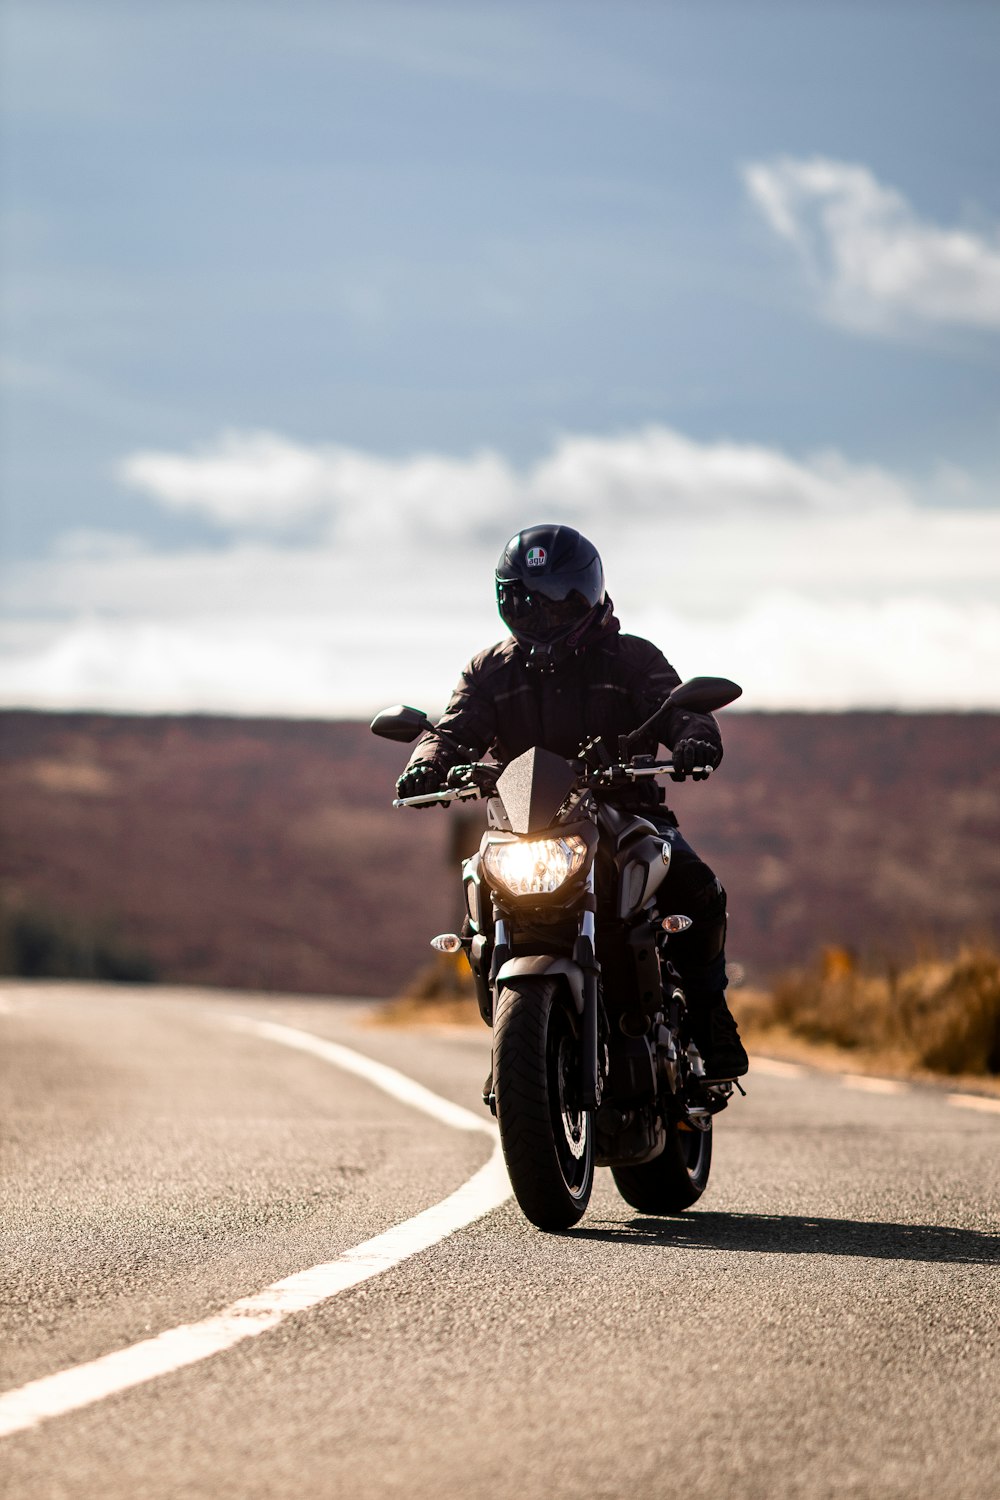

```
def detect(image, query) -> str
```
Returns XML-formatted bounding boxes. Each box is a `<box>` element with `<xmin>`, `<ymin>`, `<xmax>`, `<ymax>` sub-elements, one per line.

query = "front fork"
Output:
<box><xmin>575</xmin><ymin>872</ymin><xmax>602</xmax><ymax>1109</ymax></box>
<box><xmin>488</xmin><ymin>871</ymin><xmax>604</xmax><ymax>1110</ymax></box>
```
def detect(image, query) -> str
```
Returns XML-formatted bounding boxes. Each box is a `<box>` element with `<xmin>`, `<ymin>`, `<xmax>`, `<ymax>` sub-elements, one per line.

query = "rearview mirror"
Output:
<box><xmin>663</xmin><ymin>676</ymin><xmax>742</xmax><ymax>715</ymax></box>
<box><xmin>625</xmin><ymin>675</ymin><xmax>742</xmax><ymax>752</ymax></box>
<box><xmin>369</xmin><ymin>704</ymin><xmax>431</xmax><ymax>743</ymax></box>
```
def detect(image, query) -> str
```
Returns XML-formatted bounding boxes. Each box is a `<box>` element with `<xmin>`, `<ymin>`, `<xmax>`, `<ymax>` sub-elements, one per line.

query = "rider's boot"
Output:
<box><xmin>689</xmin><ymin>993</ymin><xmax>749</xmax><ymax>1081</ymax></box>
<box><xmin>666</xmin><ymin>875</ymin><xmax>748</xmax><ymax>1081</ymax></box>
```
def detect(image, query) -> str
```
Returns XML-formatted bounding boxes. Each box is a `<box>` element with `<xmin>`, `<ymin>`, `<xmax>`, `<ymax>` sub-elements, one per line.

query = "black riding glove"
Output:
<box><xmin>396</xmin><ymin>762</ymin><xmax>448</xmax><ymax>808</ymax></box>
<box><xmin>670</xmin><ymin>738</ymin><xmax>722</xmax><ymax>782</ymax></box>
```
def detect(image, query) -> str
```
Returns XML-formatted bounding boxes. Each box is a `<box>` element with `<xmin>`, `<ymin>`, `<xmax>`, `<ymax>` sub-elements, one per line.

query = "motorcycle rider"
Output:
<box><xmin>396</xmin><ymin>523</ymin><xmax>749</xmax><ymax>1083</ymax></box>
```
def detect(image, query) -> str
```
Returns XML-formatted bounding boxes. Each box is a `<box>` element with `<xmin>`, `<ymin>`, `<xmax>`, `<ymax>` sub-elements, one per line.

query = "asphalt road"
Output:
<box><xmin>2</xmin><ymin>981</ymin><xmax>998</xmax><ymax>1500</ymax></box>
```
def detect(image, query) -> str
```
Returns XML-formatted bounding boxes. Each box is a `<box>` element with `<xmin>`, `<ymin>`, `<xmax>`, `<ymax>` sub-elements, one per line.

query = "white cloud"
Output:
<box><xmin>744</xmin><ymin>156</ymin><xmax>1000</xmax><ymax>331</ymax></box>
<box><xmin>118</xmin><ymin>423</ymin><xmax>913</xmax><ymax>535</ymax></box>
<box><xmin>4</xmin><ymin>424</ymin><xmax>1000</xmax><ymax>713</ymax></box>
<box><xmin>530</xmin><ymin>428</ymin><xmax>911</xmax><ymax>519</ymax></box>
<box><xmin>630</xmin><ymin>596</ymin><xmax>1000</xmax><ymax>711</ymax></box>
<box><xmin>3</xmin><ymin>597</ymin><xmax>999</xmax><ymax>716</ymax></box>
<box><xmin>6</xmin><ymin>504</ymin><xmax>999</xmax><ymax>624</ymax></box>
<box><xmin>118</xmin><ymin>431</ymin><xmax>521</xmax><ymax>538</ymax></box>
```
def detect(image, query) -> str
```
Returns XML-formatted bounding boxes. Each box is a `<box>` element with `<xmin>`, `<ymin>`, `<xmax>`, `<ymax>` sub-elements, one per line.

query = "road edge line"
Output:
<box><xmin>947</xmin><ymin>1092</ymin><xmax>1000</xmax><ymax>1114</ymax></box>
<box><xmin>0</xmin><ymin>1018</ymin><xmax>508</xmax><ymax>1441</ymax></box>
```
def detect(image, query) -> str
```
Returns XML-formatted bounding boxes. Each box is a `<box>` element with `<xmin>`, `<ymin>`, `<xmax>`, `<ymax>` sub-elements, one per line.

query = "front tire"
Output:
<box><xmin>611</xmin><ymin>1119</ymin><xmax>712</xmax><ymax>1214</ymax></box>
<box><xmin>493</xmin><ymin>977</ymin><xmax>594</xmax><ymax>1231</ymax></box>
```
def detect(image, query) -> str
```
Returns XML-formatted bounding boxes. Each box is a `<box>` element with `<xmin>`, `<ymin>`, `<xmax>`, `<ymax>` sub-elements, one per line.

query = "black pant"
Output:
<box><xmin>648</xmin><ymin>817</ymin><xmax>728</xmax><ymax>1009</ymax></box>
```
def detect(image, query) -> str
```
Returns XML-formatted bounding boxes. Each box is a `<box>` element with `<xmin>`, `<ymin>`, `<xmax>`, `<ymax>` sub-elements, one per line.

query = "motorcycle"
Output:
<box><xmin>371</xmin><ymin>675</ymin><xmax>743</xmax><ymax>1231</ymax></box>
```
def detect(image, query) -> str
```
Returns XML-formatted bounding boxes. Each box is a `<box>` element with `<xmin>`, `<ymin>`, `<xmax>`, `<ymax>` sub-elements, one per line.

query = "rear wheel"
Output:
<box><xmin>611</xmin><ymin>1119</ymin><xmax>712</xmax><ymax>1214</ymax></box>
<box><xmin>493</xmin><ymin>977</ymin><xmax>594</xmax><ymax>1230</ymax></box>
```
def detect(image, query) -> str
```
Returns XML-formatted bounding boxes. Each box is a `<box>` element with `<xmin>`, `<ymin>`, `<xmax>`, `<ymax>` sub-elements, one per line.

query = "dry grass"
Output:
<box><xmin>736</xmin><ymin>945</ymin><xmax>1000</xmax><ymax>1080</ymax></box>
<box><xmin>371</xmin><ymin>951</ymin><xmax>481</xmax><ymax>1028</ymax></box>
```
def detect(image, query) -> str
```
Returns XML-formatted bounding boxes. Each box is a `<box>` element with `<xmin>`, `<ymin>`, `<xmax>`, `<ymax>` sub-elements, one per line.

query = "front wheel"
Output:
<box><xmin>611</xmin><ymin>1119</ymin><xmax>712</xmax><ymax>1214</ymax></box>
<box><xmin>493</xmin><ymin>977</ymin><xmax>594</xmax><ymax>1231</ymax></box>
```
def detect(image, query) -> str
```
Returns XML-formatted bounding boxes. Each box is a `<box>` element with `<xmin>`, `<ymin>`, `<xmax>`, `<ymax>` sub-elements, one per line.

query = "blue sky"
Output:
<box><xmin>2</xmin><ymin>2</ymin><xmax>999</xmax><ymax>712</ymax></box>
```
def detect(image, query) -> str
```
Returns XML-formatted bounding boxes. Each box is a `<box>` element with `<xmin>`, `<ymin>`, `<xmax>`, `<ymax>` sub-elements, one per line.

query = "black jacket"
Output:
<box><xmin>406</xmin><ymin>611</ymin><xmax>722</xmax><ymax>809</ymax></box>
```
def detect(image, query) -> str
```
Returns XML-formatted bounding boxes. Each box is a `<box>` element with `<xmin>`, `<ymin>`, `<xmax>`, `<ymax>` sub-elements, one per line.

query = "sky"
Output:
<box><xmin>1</xmin><ymin>0</ymin><xmax>998</xmax><ymax>716</ymax></box>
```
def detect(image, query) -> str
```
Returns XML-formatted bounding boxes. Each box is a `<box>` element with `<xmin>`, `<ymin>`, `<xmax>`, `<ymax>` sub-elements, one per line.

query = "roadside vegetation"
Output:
<box><xmin>380</xmin><ymin>943</ymin><xmax>1000</xmax><ymax>1084</ymax></box>
<box><xmin>736</xmin><ymin>944</ymin><xmax>1000</xmax><ymax>1080</ymax></box>
<box><xmin>0</xmin><ymin>901</ymin><xmax>157</xmax><ymax>983</ymax></box>
<box><xmin>373</xmin><ymin>950</ymin><xmax>478</xmax><ymax>1027</ymax></box>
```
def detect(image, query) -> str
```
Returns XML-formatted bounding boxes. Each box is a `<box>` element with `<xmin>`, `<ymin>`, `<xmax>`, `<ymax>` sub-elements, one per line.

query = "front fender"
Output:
<box><xmin>495</xmin><ymin>955</ymin><xmax>585</xmax><ymax>1015</ymax></box>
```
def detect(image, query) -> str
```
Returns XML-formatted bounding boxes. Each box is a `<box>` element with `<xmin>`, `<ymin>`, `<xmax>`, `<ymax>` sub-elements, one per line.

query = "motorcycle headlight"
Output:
<box><xmin>482</xmin><ymin>834</ymin><xmax>589</xmax><ymax>898</ymax></box>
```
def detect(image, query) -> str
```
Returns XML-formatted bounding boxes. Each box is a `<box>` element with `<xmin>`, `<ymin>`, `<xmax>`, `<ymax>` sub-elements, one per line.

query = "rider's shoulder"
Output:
<box><xmin>462</xmin><ymin>636</ymin><xmax>521</xmax><ymax>682</ymax></box>
<box><xmin>604</xmin><ymin>632</ymin><xmax>669</xmax><ymax>668</ymax></box>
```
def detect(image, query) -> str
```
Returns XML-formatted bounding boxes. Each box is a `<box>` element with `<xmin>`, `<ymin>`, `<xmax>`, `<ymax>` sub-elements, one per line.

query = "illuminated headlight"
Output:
<box><xmin>482</xmin><ymin>834</ymin><xmax>588</xmax><ymax>897</ymax></box>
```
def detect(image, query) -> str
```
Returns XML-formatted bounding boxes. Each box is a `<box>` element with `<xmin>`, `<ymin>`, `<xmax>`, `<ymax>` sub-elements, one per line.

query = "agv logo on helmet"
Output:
<box><xmin>526</xmin><ymin>547</ymin><xmax>547</xmax><ymax>568</ymax></box>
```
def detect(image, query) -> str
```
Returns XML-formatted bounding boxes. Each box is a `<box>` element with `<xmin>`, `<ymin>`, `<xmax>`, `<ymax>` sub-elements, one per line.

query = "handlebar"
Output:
<box><xmin>393</xmin><ymin>757</ymin><xmax>715</xmax><ymax>807</ymax></box>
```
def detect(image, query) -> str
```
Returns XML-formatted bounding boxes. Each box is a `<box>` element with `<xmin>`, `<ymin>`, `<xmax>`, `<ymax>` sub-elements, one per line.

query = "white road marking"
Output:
<box><xmin>0</xmin><ymin>1018</ymin><xmax>509</xmax><ymax>1441</ymax></box>
<box><xmin>227</xmin><ymin>1015</ymin><xmax>489</xmax><ymax>1135</ymax></box>
<box><xmin>841</xmin><ymin>1074</ymin><xmax>906</xmax><ymax>1095</ymax></box>
<box><xmin>947</xmin><ymin>1093</ymin><xmax>1000</xmax><ymax>1115</ymax></box>
<box><xmin>752</xmin><ymin>1056</ymin><xmax>805</xmax><ymax>1078</ymax></box>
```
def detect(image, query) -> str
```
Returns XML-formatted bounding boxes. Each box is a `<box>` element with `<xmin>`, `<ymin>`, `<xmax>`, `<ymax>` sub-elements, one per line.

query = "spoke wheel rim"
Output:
<box><xmin>547</xmin><ymin>1009</ymin><xmax>592</xmax><ymax>1197</ymax></box>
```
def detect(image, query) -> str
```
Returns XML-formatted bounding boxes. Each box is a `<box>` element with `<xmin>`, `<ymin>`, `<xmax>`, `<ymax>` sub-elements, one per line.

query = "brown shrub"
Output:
<box><xmin>752</xmin><ymin>946</ymin><xmax>1000</xmax><ymax>1076</ymax></box>
<box><xmin>895</xmin><ymin>950</ymin><xmax>1000</xmax><ymax>1074</ymax></box>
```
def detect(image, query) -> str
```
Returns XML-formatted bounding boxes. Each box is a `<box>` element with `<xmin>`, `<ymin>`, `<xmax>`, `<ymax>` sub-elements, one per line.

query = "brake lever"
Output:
<box><xmin>392</xmin><ymin>790</ymin><xmax>454</xmax><ymax>807</ymax></box>
<box><xmin>393</xmin><ymin>781</ymin><xmax>486</xmax><ymax>807</ymax></box>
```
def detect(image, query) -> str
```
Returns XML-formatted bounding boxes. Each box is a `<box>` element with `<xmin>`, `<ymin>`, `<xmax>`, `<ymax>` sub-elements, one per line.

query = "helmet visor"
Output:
<box><xmin>497</xmin><ymin>580</ymin><xmax>594</xmax><ymax>643</ymax></box>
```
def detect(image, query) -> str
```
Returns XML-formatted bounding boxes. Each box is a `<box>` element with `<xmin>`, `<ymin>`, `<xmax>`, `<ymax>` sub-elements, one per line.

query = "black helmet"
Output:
<box><xmin>495</xmin><ymin>524</ymin><xmax>607</xmax><ymax>669</ymax></box>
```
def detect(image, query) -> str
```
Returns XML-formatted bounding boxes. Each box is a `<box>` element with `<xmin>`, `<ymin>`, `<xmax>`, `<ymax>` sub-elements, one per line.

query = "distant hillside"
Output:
<box><xmin>1</xmin><ymin>710</ymin><xmax>998</xmax><ymax>996</ymax></box>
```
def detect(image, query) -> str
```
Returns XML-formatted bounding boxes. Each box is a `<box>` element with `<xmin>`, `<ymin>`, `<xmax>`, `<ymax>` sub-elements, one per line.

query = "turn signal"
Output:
<box><xmin>430</xmin><ymin>933</ymin><xmax>463</xmax><ymax>953</ymax></box>
<box><xmin>661</xmin><ymin>914</ymin><xmax>693</xmax><ymax>934</ymax></box>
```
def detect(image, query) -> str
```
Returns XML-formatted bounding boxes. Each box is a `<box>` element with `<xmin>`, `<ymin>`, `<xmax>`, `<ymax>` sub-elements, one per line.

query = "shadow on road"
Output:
<box><xmin>568</xmin><ymin>1212</ymin><xmax>1000</xmax><ymax>1264</ymax></box>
